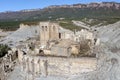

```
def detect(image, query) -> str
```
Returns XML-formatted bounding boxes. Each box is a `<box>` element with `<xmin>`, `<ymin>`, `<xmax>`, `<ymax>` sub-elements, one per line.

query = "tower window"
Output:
<box><xmin>53</xmin><ymin>26</ymin><xmax>55</xmax><ymax>31</ymax></box>
<box><xmin>45</xmin><ymin>26</ymin><xmax>47</xmax><ymax>31</ymax></box>
<box><xmin>59</xmin><ymin>33</ymin><xmax>61</xmax><ymax>39</ymax></box>
<box><xmin>35</xmin><ymin>30</ymin><xmax>37</xmax><ymax>33</ymax></box>
<box><xmin>42</xmin><ymin>26</ymin><xmax>44</xmax><ymax>31</ymax></box>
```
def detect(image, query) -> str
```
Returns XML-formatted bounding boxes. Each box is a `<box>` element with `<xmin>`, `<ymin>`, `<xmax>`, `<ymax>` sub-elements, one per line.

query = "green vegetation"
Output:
<box><xmin>22</xmin><ymin>22</ymin><xmax>39</xmax><ymax>26</ymax></box>
<box><xmin>0</xmin><ymin>8</ymin><xmax>120</xmax><ymax>31</ymax></box>
<box><xmin>0</xmin><ymin>44</ymin><xmax>11</xmax><ymax>58</ymax></box>
<box><xmin>59</xmin><ymin>21</ymin><xmax>84</xmax><ymax>31</ymax></box>
<box><xmin>0</xmin><ymin>20</ymin><xmax>40</xmax><ymax>31</ymax></box>
<box><xmin>0</xmin><ymin>21</ymin><xmax>20</xmax><ymax>31</ymax></box>
<box><xmin>81</xmin><ymin>17</ymin><xmax>120</xmax><ymax>26</ymax></box>
<box><xmin>98</xmin><ymin>18</ymin><xmax>120</xmax><ymax>24</ymax></box>
<box><xmin>0</xmin><ymin>17</ymin><xmax>120</xmax><ymax>31</ymax></box>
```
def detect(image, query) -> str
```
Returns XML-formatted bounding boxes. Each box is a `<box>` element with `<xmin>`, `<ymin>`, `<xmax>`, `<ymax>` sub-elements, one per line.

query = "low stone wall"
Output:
<box><xmin>47</xmin><ymin>57</ymin><xmax>96</xmax><ymax>76</ymax></box>
<box><xmin>0</xmin><ymin>63</ymin><xmax>5</xmax><ymax>80</ymax></box>
<box><xmin>19</xmin><ymin>55</ymin><xmax>97</xmax><ymax>77</ymax></box>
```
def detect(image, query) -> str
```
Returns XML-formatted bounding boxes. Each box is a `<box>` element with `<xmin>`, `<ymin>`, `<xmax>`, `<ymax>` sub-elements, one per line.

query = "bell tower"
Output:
<box><xmin>39</xmin><ymin>22</ymin><xmax>59</xmax><ymax>46</ymax></box>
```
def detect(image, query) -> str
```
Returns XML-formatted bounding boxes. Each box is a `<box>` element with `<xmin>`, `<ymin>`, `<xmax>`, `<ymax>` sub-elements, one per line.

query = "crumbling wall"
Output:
<box><xmin>0</xmin><ymin>50</ymin><xmax>18</xmax><ymax>80</ymax></box>
<box><xmin>0</xmin><ymin>61</ymin><xmax>6</xmax><ymax>80</ymax></box>
<box><xmin>19</xmin><ymin>54</ymin><xmax>97</xmax><ymax>78</ymax></box>
<box><xmin>47</xmin><ymin>57</ymin><xmax>96</xmax><ymax>76</ymax></box>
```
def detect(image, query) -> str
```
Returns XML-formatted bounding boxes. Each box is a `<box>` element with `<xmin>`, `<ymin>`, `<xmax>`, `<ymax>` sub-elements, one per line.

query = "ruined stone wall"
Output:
<box><xmin>49</xmin><ymin>22</ymin><xmax>59</xmax><ymax>40</ymax></box>
<box><xmin>18</xmin><ymin>52</ymin><xmax>97</xmax><ymax>78</ymax></box>
<box><xmin>75</xmin><ymin>29</ymin><xmax>94</xmax><ymax>43</ymax></box>
<box><xmin>0</xmin><ymin>49</ymin><xmax>18</xmax><ymax>80</ymax></box>
<box><xmin>47</xmin><ymin>57</ymin><xmax>97</xmax><ymax>76</ymax></box>
<box><xmin>51</xmin><ymin>46</ymin><xmax>69</xmax><ymax>57</ymax></box>
<box><xmin>0</xmin><ymin>61</ymin><xmax>6</xmax><ymax>80</ymax></box>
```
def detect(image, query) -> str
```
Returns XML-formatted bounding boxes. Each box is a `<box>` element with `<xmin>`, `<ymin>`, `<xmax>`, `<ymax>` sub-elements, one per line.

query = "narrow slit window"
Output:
<box><xmin>45</xmin><ymin>26</ymin><xmax>47</xmax><ymax>31</ymax></box>
<box><xmin>42</xmin><ymin>26</ymin><xmax>44</xmax><ymax>31</ymax></box>
<box><xmin>53</xmin><ymin>26</ymin><xmax>55</xmax><ymax>31</ymax></box>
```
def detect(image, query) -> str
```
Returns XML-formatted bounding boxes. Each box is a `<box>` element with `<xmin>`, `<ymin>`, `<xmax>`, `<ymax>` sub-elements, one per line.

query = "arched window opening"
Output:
<box><xmin>45</xmin><ymin>26</ymin><xmax>47</xmax><ymax>31</ymax></box>
<box><xmin>35</xmin><ymin>30</ymin><xmax>37</xmax><ymax>33</ymax></box>
<box><xmin>42</xmin><ymin>26</ymin><xmax>44</xmax><ymax>31</ymax></box>
<box><xmin>53</xmin><ymin>26</ymin><xmax>55</xmax><ymax>31</ymax></box>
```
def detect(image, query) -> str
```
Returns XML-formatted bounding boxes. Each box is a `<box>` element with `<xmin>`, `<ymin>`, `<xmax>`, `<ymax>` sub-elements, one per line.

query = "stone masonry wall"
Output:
<box><xmin>19</xmin><ymin>55</ymin><xmax>97</xmax><ymax>77</ymax></box>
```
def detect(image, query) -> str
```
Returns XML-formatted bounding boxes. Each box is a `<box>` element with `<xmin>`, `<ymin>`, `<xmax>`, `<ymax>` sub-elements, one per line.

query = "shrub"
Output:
<box><xmin>0</xmin><ymin>44</ymin><xmax>11</xmax><ymax>58</ymax></box>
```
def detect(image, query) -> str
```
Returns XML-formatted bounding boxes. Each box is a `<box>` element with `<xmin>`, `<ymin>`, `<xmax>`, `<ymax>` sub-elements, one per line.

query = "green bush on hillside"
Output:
<box><xmin>0</xmin><ymin>44</ymin><xmax>11</xmax><ymax>58</ymax></box>
<box><xmin>59</xmin><ymin>21</ymin><xmax>84</xmax><ymax>31</ymax></box>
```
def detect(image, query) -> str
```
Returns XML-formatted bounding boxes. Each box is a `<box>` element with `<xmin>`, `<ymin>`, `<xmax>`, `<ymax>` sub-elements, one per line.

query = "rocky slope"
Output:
<box><xmin>0</xmin><ymin>25</ymin><xmax>40</xmax><ymax>47</ymax></box>
<box><xmin>47</xmin><ymin>2</ymin><xmax>120</xmax><ymax>9</ymax></box>
<box><xmin>97</xmin><ymin>21</ymin><xmax>120</xmax><ymax>49</ymax></box>
<box><xmin>91</xmin><ymin>21</ymin><xmax>120</xmax><ymax>80</ymax></box>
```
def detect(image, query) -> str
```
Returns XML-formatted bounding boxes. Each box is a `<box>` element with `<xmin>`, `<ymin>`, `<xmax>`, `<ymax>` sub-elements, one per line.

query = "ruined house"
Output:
<box><xmin>58</xmin><ymin>27</ymin><xmax>74</xmax><ymax>40</ymax></box>
<box><xmin>50</xmin><ymin>39</ymin><xmax>80</xmax><ymax>57</ymax></box>
<box><xmin>74</xmin><ymin>29</ymin><xmax>94</xmax><ymax>42</ymax></box>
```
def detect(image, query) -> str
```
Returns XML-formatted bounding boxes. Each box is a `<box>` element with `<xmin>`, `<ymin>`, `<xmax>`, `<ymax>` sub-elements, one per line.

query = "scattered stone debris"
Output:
<box><xmin>0</xmin><ymin>48</ymin><xmax>18</xmax><ymax>80</ymax></box>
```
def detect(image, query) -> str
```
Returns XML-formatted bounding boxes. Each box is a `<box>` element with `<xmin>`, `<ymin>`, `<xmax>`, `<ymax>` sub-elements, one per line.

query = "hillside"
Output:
<box><xmin>0</xmin><ymin>2</ymin><xmax>120</xmax><ymax>30</ymax></box>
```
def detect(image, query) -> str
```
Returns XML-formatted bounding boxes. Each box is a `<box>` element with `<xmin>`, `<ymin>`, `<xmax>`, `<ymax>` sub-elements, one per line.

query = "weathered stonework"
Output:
<box><xmin>0</xmin><ymin>48</ymin><xmax>18</xmax><ymax>80</ymax></box>
<box><xmin>18</xmin><ymin>51</ymin><xmax>97</xmax><ymax>77</ymax></box>
<box><xmin>39</xmin><ymin>22</ymin><xmax>59</xmax><ymax>46</ymax></box>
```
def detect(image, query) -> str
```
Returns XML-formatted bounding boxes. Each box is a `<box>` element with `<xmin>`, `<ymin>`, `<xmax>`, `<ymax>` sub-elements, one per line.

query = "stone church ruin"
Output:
<box><xmin>16</xmin><ymin>22</ymin><xmax>100</xmax><ymax>79</ymax></box>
